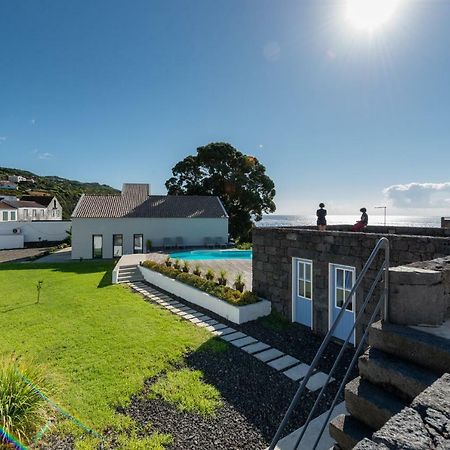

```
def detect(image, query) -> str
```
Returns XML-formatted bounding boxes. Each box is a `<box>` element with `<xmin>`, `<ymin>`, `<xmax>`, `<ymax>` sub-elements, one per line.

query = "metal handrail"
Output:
<box><xmin>268</xmin><ymin>237</ymin><xmax>390</xmax><ymax>450</ymax></box>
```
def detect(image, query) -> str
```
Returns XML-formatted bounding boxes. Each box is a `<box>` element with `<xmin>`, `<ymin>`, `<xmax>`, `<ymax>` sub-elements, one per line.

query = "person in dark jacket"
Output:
<box><xmin>352</xmin><ymin>207</ymin><xmax>368</xmax><ymax>232</ymax></box>
<box><xmin>316</xmin><ymin>203</ymin><xmax>327</xmax><ymax>231</ymax></box>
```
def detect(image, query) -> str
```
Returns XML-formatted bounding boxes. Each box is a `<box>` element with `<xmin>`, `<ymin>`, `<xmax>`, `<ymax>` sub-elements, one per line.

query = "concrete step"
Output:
<box><xmin>329</xmin><ymin>414</ymin><xmax>374</xmax><ymax>450</ymax></box>
<box><xmin>345</xmin><ymin>377</ymin><xmax>407</xmax><ymax>430</ymax></box>
<box><xmin>369</xmin><ymin>321</ymin><xmax>450</xmax><ymax>374</ymax></box>
<box><xmin>117</xmin><ymin>278</ymin><xmax>142</xmax><ymax>284</ymax></box>
<box><xmin>358</xmin><ymin>348</ymin><xmax>440</xmax><ymax>402</ymax></box>
<box><xmin>119</xmin><ymin>264</ymin><xmax>139</xmax><ymax>269</ymax></box>
<box><xmin>118</xmin><ymin>275</ymin><xmax>143</xmax><ymax>282</ymax></box>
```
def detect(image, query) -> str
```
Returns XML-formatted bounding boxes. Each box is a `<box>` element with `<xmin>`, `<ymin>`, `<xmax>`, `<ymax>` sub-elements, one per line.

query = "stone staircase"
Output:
<box><xmin>116</xmin><ymin>264</ymin><xmax>143</xmax><ymax>284</ymax></box>
<box><xmin>330</xmin><ymin>320</ymin><xmax>449</xmax><ymax>449</ymax></box>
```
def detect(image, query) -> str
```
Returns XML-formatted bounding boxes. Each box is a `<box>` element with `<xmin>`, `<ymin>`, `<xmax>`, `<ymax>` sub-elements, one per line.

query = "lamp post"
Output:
<box><xmin>375</xmin><ymin>206</ymin><xmax>387</xmax><ymax>226</ymax></box>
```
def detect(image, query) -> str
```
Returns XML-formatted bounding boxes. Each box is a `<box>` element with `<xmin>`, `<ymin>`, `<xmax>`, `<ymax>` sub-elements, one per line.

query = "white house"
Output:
<box><xmin>71</xmin><ymin>183</ymin><xmax>229</xmax><ymax>259</ymax></box>
<box><xmin>0</xmin><ymin>201</ymin><xmax>18</xmax><ymax>222</ymax></box>
<box><xmin>20</xmin><ymin>195</ymin><xmax>63</xmax><ymax>220</ymax></box>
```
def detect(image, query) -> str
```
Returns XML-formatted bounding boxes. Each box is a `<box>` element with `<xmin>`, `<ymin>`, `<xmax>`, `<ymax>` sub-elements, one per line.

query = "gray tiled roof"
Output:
<box><xmin>72</xmin><ymin>184</ymin><xmax>227</xmax><ymax>219</ymax></box>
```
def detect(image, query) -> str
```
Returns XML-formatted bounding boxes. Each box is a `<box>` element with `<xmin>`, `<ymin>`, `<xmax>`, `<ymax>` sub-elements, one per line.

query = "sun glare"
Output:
<box><xmin>346</xmin><ymin>0</ymin><xmax>402</xmax><ymax>32</ymax></box>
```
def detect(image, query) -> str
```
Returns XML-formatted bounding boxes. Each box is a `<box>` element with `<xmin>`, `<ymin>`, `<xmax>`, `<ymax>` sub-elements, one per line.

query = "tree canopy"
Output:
<box><xmin>165</xmin><ymin>142</ymin><xmax>276</xmax><ymax>241</ymax></box>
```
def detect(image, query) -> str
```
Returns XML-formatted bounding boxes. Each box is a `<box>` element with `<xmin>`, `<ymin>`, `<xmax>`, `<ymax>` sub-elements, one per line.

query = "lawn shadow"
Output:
<box><xmin>1</xmin><ymin>301</ymin><xmax>38</xmax><ymax>313</ymax></box>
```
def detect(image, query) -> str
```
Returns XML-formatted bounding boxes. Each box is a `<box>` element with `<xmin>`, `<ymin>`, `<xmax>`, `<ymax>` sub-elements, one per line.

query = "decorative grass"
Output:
<box><xmin>0</xmin><ymin>357</ymin><xmax>50</xmax><ymax>445</ymax></box>
<box><xmin>149</xmin><ymin>369</ymin><xmax>223</xmax><ymax>417</ymax></box>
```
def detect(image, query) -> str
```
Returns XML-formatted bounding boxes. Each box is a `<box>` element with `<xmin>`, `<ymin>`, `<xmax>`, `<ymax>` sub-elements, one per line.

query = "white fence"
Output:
<box><xmin>0</xmin><ymin>221</ymin><xmax>71</xmax><ymax>249</ymax></box>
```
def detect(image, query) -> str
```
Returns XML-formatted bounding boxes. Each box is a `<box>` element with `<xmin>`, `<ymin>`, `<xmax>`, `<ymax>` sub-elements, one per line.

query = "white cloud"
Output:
<box><xmin>30</xmin><ymin>119</ymin><xmax>36</xmax><ymax>125</ymax></box>
<box><xmin>38</xmin><ymin>152</ymin><xmax>53</xmax><ymax>160</ymax></box>
<box><xmin>383</xmin><ymin>182</ymin><xmax>450</xmax><ymax>208</ymax></box>
<box><xmin>259</xmin><ymin>144</ymin><xmax>264</xmax><ymax>149</ymax></box>
<box><xmin>263</xmin><ymin>41</ymin><xmax>281</xmax><ymax>62</ymax></box>
<box><xmin>0</xmin><ymin>136</ymin><xmax>6</xmax><ymax>144</ymax></box>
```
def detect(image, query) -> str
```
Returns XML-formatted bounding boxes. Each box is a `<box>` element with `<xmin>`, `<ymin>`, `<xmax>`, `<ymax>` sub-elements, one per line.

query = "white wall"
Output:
<box><xmin>0</xmin><ymin>234</ymin><xmax>24</xmax><ymax>249</ymax></box>
<box><xmin>71</xmin><ymin>217</ymin><xmax>229</xmax><ymax>259</ymax></box>
<box><xmin>0</xmin><ymin>221</ymin><xmax>71</xmax><ymax>248</ymax></box>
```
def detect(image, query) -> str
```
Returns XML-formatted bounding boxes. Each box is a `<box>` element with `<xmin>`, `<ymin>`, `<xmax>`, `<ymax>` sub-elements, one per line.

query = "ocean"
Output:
<box><xmin>257</xmin><ymin>215</ymin><xmax>442</xmax><ymax>228</ymax></box>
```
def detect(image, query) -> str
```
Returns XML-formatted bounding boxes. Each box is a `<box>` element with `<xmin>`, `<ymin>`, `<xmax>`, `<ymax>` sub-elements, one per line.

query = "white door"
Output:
<box><xmin>329</xmin><ymin>264</ymin><xmax>356</xmax><ymax>345</ymax></box>
<box><xmin>292</xmin><ymin>259</ymin><xmax>313</xmax><ymax>328</ymax></box>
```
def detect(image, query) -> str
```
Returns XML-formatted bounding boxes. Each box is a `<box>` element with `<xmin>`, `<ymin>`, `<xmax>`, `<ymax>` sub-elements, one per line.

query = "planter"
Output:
<box><xmin>139</xmin><ymin>266</ymin><xmax>271</xmax><ymax>324</ymax></box>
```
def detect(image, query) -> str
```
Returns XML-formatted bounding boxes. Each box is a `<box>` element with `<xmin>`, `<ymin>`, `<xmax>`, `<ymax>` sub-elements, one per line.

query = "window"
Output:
<box><xmin>113</xmin><ymin>234</ymin><xmax>123</xmax><ymax>257</ymax></box>
<box><xmin>10</xmin><ymin>211</ymin><xmax>16</xmax><ymax>221</ymax></box>
<box><xmin>297</xmin><ymin>260</ymin><xmax>313</xmax><ymax>300</ymax></box>
<box><xmin>54</xmin><ymin>200</ymin><xmax>57</xmax><ymax>209</ymax></box>
<box><xmin>23</xmin><ymin>209</ymin><xmax>28</xmax><ymax>218</ymax></box>
<box><xmin>133</xmin><ymin>234</ymin><xmax>143</xmax><ymax>253</ymax></box>
<box><xmin>2</xmin><ymin>211</ymin><xmax>8</xmax><ymax>221</ymax></box>
<box><xmin>32</xmin><ymin>209</ymin><xmax>37</xmax><ymax>218</ymax></box>
<box><xmin>335</xmin><ymin>267</ymin><xmax>354</xmax><ymax>311</ymax></box>
<box><xmin>92</xmin><ymin>235</ymin><xmax>103</xmax><ymax>259</ymax></box>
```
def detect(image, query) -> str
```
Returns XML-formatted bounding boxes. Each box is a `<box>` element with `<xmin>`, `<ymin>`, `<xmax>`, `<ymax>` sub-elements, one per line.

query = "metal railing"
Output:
<box><xmin>268</xmin><ymin>237</ymin><xmax>390</xmax><ymax>450</ymax></box>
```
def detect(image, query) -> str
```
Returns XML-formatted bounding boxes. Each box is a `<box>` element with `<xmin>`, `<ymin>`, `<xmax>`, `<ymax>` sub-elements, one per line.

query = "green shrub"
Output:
<box><xmin>193</xmin><ymin>264</ymin><xmax>201</xmax><ymax>277</ymax></box>
<box><xmin>217</xmin><ymin>269</ymin><xmax>228</xmax><ymax>286</ymax></box>
<box><xmin>164</xmin><ymin>256</ymin><xmax>172</xmax><ymax>267</ymax></box>
<box><xmin>0</xmin><ymin>357</ymin><xmax>51</xmax><ymax>445</ymax></box>
<box><xmin>173</xmin><ymin>259</ymin><xmax>181</xmax><ymax>270</ymax></box>
<box><xmin>205</xmin><ymin>268</ymin><xmax>215</xmax><ymax>281</ymax></box>
<box><xmin>235</xmin><ymin>242</ymin><xmax>252</xmax><ymax>250</ymax></box>
<box><xmin>234</xmin><ymin>273</ymin><xmax>245</xmax><ymax>292</ymax></box>
<box><xmin>182</xmin><ymin>261</ymin><xmax>190</xmax><ymax>273</ymax></box>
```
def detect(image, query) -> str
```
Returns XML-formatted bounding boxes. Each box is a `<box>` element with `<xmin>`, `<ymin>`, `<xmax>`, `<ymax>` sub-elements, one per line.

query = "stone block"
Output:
<box><xmin>389</xmin><ymin>282</ymin><xmax>446</xmax><ymax>326</ymax></box>
<box><xmin>389</xmin><ymin>265</ymin><xmax>442</xmax><ymax>286</ymax></box>
<box><xmin>372</xmin><ymin>407</ymin><xmax>432</xmax><ymax>450</ymax></box>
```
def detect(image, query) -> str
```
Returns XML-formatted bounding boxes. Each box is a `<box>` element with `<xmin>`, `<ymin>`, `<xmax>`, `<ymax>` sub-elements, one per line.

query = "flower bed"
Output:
<box><xmin>139</xmin><ymin>261</ymin><xmax>271</xmax><ymax>324</ymax></box>
<box><xmin>142</xmin><ymin>260</ymin><xmax>257</xmax><ymax>306</ymax></box>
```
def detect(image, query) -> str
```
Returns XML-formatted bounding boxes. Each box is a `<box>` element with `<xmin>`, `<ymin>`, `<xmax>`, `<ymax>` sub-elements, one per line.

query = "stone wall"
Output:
<box><xmin>252</xmin><ymin>227</ymin><xmax>450</xmax><ymax>340</ymax></box>
<box><xmin>354</xmin><ymin>373</ymin><xmax>450</xmax><ymax>449</ymax></box>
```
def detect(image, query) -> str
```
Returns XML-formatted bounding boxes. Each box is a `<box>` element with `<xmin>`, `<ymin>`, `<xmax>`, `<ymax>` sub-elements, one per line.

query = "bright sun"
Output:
<box><xmin>346</xmin><ymin>0</ymin><xmax>402</xmax><ymax>31</ymax></box>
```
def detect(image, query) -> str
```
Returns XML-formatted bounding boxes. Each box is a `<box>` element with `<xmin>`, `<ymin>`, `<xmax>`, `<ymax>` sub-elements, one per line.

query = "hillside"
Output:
<box><xmin>0</xmin><ymin>167</ymin><xmax>119</xmax><ymax>219</ymax></box>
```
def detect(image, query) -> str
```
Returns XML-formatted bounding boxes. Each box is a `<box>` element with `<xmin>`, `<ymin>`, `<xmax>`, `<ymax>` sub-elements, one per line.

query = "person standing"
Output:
<box><xmin>316</xmin><ymin>203</ymin><xmax>327</xmax><ymax>231</ymax></box>
<box><xmin>352</xmin><ymin>207</ymin><xmax>369</xmax><ymax>232</ymax></box>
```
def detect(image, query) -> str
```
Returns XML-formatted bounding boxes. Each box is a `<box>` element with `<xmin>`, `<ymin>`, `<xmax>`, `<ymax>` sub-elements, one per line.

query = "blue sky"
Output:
<box><xmin>1</xmin><ymin>0</ymin><xmax>450</xmax><ymax>215</ymax></box>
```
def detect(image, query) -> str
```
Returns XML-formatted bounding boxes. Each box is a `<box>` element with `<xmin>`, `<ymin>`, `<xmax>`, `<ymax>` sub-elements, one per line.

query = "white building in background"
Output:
<box><xmin>71</xmin><ymin>183</ymin><xmax>229</xmax><ymax>259</ymax></box>
<box><xmin>0</xmin><ymin>196</ymin><xmax>63</xmax><ymax>222</ymax></box>
<box><xmin>7</xmin><ymin>175</ymin><xmax>36</xmax><ymax>183</ymax></box>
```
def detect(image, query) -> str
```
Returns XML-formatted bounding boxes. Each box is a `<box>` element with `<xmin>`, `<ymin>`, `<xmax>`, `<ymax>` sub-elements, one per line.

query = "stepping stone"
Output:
<box><xmin>254</xmin><ymin>348</ymin><xmax>284</xmax><ymax>363</ymax></box>
<box><xmin>230</xmin><ymin>336</ymin><xmax>258</xmax><ymax>348</ymax></box>
<box><xmin>197</xmin><ymin>315</ymin><xmax>211</xmax><ymax>321</ymax></box>
<box><xmin>221</xmin><ymin>331</ymin><xmax>247</xmax><ymax>342</ymax></box>
<box><xmin>183</xmin><ymin>314</ymin><xmax>195</xmax><ymax>320</ymax></box>
<box><xmin>205</xmin><ymin>319</ymin><xmax>219</xmax><ymax>325</ymax></box>
<box><xmin>283</xmin><ymin>363</ymin><xmax>311</xmax><ymax>381</ymax></box>
<box><xmin>206</xmin><ymin>323</ymin><xmax>227</xmax><ymax>331</ymax></box>
<box><xmin>268</xmin><ymin>355</ymin><xmax>300</xmax><ymax>371</ymax></box>
<box><xmin>306</xmin><ymin>372</ymin><xmax>334</xmax><ymax>392</ymax></box>
<box><xmin>190</xmin><ymin>312</ymin><xmax>204</xmax><ymax>318</ymax></box>
<box><xmin>189</xmin><ymin>317</ymin><xmax>203</xmax><ymax>324</ymax></box>
<box><xmin>242</xmin><ymin>342</ymin><xmax>271</xmax><ymax>354</ymax></box>
<box><xmin>212</xmin><ymin>327</ymin><xmax>236</xmax><ymax>336</ymax></box>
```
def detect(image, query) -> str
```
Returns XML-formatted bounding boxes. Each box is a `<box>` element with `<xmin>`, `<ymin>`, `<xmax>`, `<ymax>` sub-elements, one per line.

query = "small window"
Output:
<box><xmin>297</xmin><ymin>260</ymin><xmax>313</xmax><ymax>300</ymax></box>
<box><xmin>92</xmin><ymin>235</ymin><xmax>103</xmax><ymax>259</ymax></box>
<box><xmin>54</xmin><ymin>200</ymin><xmax>57</xmax><ymax>209</ymax></box>
<box><xmin>335</xmin><ymin>267</ymin><xmax>354</xmax><ymax>311</ymax></box>
<box><xmin>133</xmin><ymin>234</ymin><xmax>143</xmax><ymax>254</ymax></box>
<box><xmin>10</xmin><ymin>211</ymin><xmax>16</xmax><ymax>221</ymax></box>
<box><xmin>23</xmin><ymin>209</ymin><xmax>28</xmax><ymax>218</ymax></box>
<box><xmin>2</xmin><ymin>211</ymin><xmax>8</xmax><ymax>221</ymax></box>
<box><xmin>32</xmin><ymin>209</ymin><xmax>37</xmax><ymax>218</ymax></box>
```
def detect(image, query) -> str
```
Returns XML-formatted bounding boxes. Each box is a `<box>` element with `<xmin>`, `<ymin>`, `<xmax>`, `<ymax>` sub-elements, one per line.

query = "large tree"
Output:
<box><xmin>165</xmin><ymin>142</ymin><xmax>276</xmax><ymax>241</ymax></box>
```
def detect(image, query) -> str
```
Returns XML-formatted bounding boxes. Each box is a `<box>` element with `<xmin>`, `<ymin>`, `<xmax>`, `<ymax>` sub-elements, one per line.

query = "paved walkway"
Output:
<box><xmin>34</xmin><ymin>247</ymin><xmax>72</xmax><ymax>263</ymax></box>
<box><xmin>0</xmin><ymin>247</ymin><xmax>53</xmax><ymax>263</ymax></box>
<box><xmin>129</xmin><ymin>281</ymin><xmax>333</xmax><ymax>390</ymax></box>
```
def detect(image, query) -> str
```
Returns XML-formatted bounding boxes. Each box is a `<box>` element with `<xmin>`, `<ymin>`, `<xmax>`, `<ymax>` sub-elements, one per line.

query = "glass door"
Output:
<box><xmin>133</xmin><ymin>234</ymin><xmax>143</xmax><ymax>254</ymax></box>
<box><xmin>92</xmin><ymin>235</ymin><xmax>103</xmax><ymax>259</ymax></box>
<box><xmin>113</xmin><ymin>234</ymin><xmax>123</xmax><ymax>257</ymax></box>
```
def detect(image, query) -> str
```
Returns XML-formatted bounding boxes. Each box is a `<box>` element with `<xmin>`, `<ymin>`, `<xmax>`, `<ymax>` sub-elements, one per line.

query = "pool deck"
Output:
<box><xmin>117</xmin><ymin>251</ymin><xmax>253</xmax><ymax>291</ymax></box>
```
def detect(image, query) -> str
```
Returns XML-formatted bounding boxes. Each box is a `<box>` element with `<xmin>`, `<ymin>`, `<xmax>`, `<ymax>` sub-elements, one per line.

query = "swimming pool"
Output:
<box><xmin>169</xmin><ymin>249</ymin><xmax>252</xmax><ymax>260</ymax></box>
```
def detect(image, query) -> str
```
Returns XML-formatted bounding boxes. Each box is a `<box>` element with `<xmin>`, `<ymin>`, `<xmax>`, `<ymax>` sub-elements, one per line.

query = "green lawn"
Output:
<box><xmin>0</xmin><ymin>261</ymin><xmax>213</xmax><ymax>447</ymax></box>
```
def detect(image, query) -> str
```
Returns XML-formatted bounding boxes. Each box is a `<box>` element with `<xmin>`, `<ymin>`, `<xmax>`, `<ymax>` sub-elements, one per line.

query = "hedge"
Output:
<box><xmin>141</xmin><ymin>260</ymin><xmax>259</xmax><ymax>306</ymax></box>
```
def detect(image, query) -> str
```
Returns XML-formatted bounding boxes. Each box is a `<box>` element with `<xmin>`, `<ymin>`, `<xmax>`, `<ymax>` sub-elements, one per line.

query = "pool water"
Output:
<box><xmin>169</xmin><ymin>249</ymin><xmax>252</xmax><ymax>260</ymax></box>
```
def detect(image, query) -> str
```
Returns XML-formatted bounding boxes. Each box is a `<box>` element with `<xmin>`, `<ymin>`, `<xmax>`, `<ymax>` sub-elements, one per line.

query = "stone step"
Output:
<box><xmin>118</xmin><ymin>274</ymin><xmax>143</xmax><ymax>281</ymax></box>
<box><xmin>369</xmin><ymin>321</ymin><xmax>450</xmax><ymax>374</ymax></box>
<box><xmin>119</xmin><ymin>264</ymin><xmax>139</xmax><ymax>269</ymax></box>
<box><xmin>345</xmin><ymin>377</ymin><xmax>407</xmax><ymax>430</ymax></box>
<box><xmin>329</xmin><ymin>414</ymin><xmax>374</xmax><ymax>450</ymax></box>
<box><xmin>117</xmin><ymin>278</ymin><xmax>142</xmax><ymax>284</ymax></box>
<box><xmin>358</xmin><ymin>348</ymin><xmax>440</xmax><ymax>402</ymax></box>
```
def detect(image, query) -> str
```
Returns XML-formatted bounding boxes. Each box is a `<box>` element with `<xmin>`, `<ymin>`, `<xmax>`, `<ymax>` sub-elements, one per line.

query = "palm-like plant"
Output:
<box><xmin>205</xmin><ymin>269</ymin><xmax>215</xmax><ymax>281</ymax></box>
<box><xmin>0</xmin><ymin>357</ymin><xmax>50</xmax><ymax>445</ymax></box>
<box><xmin>234</xmin><ymin>273</ymin><xmax>245</xmax><ymax>292</ymax></box>
<box><xmin>217</xmin><ymin>270</ymin><xmax>228</xmax><ymax>286</ymax></box>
